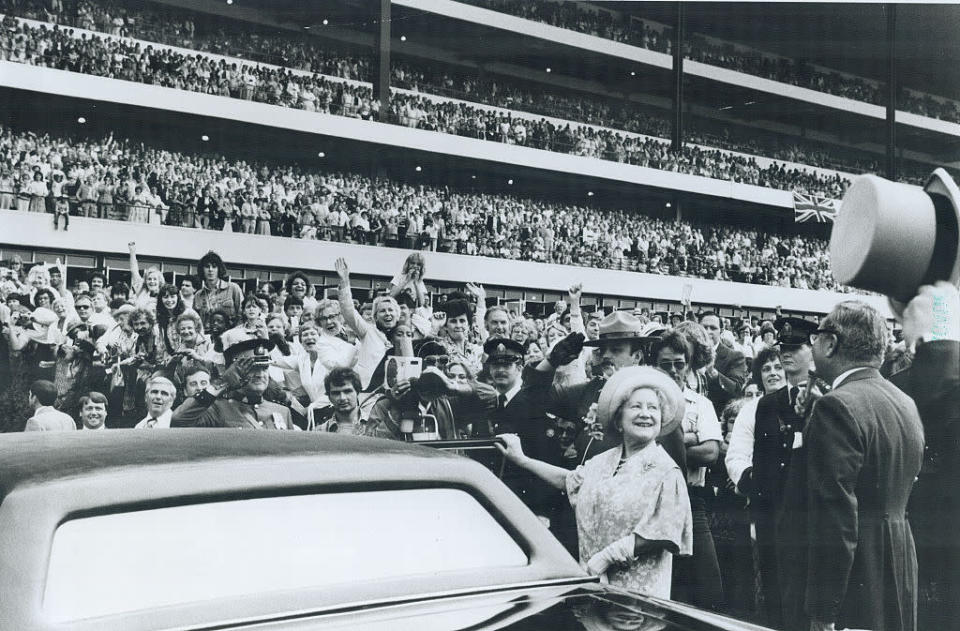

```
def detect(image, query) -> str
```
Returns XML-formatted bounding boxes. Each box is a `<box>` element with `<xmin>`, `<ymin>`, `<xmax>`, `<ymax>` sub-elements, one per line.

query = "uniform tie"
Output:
<box><xmin>790</xmin><ymin>384</ymin><xmax>804</xmax><ymax>408</ymax></box>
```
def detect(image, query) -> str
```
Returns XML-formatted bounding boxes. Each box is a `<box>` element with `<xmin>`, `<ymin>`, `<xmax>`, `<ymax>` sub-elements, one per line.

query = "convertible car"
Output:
<box><xmin>0</xmin><ymin>431</ymin><xmax>769</xmax><ymax>631</ymax></box>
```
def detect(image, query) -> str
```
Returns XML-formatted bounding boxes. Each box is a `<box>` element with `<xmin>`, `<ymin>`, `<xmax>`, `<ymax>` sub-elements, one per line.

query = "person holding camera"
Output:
<box><xmin>171</xmin><ymin>338</ymin><xmax>295</xmax><ymax>430</ymax></box>
<box><xmin>366</xmin><ymin>340</ymin><xmax>463</xmax><ymax>440</ymax></box>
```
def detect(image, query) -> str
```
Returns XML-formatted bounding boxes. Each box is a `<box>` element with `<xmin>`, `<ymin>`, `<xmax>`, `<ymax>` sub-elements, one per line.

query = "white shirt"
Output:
<box><xmin>24</xmin><ymin>406</ymin><xmax>77</xmax><ymax>432</ymax></box>
<box><xmin>725</xmin><ymin>397</ymin><xmax>760</xmax><ymax>487</ymax></box>
<box><xmin>315</xmin><ymin>333</ymin><xmax>358</xmax><ymax>371</ymax></box>
<box><xmin>499</xmin><ymin>378</ymin><xmax>523</xmax><ymax>406</ymax></box>
<box><xmin>681</xmin><ymin>388</ymin><xmax>723</xmax><ymax>487</ymax></box>
<box><xmin>832</xmin><ymin>367</ymin><xmax>872</xmax><ymax>390</ymax></box>
<box><xmin>135</xmin><ymin>409</ymin><xmax>172</xmax><ymax>429</ymax></box>
<box><xmin>82</xmin><ymin>424</ymin><xmax>107</xmax><ymax>430</ymax></box>
<box><xmin>273</xmin><ymin>346</ymin><xmax>329</xmax><ymax>403</ymax></box>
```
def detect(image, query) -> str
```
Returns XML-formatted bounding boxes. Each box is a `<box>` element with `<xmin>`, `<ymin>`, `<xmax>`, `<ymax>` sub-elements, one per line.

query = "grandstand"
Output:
<box><xmin>3</xmin><ymin>0</ymin><xmax>958</xmax><ymax>317</ymax></box>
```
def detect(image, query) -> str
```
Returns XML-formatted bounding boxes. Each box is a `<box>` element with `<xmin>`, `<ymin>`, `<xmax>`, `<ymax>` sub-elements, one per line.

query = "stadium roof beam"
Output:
<box><xmin>144</xmin><ymin>0</ymin><xmax>956</xmax><ymax>166</ymax></box>
<box><xmin>390</xmin><ymin>0</ymin><xmax>960</xmax><ymax>163</ymax></box>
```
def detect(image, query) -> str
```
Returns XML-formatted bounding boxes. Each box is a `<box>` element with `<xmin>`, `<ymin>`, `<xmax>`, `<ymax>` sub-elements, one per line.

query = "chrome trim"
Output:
<box><xmin>182</xmin><ymin>576</ymin><xmax>599</xmax><ymax>630</ymax></box>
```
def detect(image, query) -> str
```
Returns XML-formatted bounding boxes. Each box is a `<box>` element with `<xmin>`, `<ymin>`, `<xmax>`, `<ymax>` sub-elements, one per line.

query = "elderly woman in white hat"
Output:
<box><xmin>499</xmin><ymin>366</ymin><xmax>693</xmax><ymax>598</ymax></box>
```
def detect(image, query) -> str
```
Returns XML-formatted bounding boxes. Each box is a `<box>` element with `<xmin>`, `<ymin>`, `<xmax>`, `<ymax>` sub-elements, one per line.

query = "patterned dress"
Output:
<box><xmin>566</xmin><ymin>442</ymin><xmax>693</xmax><ymax>598</ymax></box>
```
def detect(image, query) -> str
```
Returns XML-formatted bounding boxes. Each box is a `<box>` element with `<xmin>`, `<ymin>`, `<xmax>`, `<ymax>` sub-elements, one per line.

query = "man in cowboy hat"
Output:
<box><xmin>171</xmin><ymin>338</ymin><xmax>295</xmax><ymax>430</ymax></box>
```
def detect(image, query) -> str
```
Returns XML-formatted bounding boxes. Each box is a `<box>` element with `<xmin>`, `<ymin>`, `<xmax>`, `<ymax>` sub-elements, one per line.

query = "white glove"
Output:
<box><xmin>585</xmin><ymin>535</ymin><xmax>635</xmax><ymax>576</ymax></box>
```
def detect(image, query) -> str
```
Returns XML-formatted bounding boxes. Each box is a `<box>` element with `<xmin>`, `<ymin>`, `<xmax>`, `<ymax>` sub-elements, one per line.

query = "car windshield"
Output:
<box><xmin>43</xmin><ymin>488</ymin><xmax>528</xmax><ymax>622</ymax></box>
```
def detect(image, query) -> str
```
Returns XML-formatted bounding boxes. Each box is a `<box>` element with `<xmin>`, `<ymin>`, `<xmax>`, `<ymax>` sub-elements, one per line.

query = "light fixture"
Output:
<box><xmin>322</xmin><ymin>19</ymin><xmax>329</xmax><ymax>25</ymax></box>
<box><xmin>317</xmin><ymin>151</ymin><xmax>325</xmax><ymax>158</ymax></box>
<box><xmin>587</xmin><ymin>191</ymin><xmax>594</xmax><ymax>197</ymax></box>
<box><xmin>201</xmin><ymin>135</ymin><xmax>210</xmax><ymax>141</ymax></box>
<box><xmin>545</xmin><ymin>67</ymin><xmax>551</xmax><ymax>73</ymax></box>
<box><xmin>304</xmin><ymin>25</ymin><xmax>310</xmax><ymax>30</ymax></box>
<box><xmin>507</xmin><ymin>179</ymin><xmax>513</xmax><ymax>185</ymax></box>
<box><xmin>630</xmin><ymin>71</ymin><xmax>636</xmax><ymax>76</ymax></box>
<box><xmin>415</xmin><ymin>166</ymin><xmax>422</xmax><ymax>172</ymax></box>
<box><xmin>77</xmin><ymin>117</ymin><xmax>86</xmax><ymax>124</ymax></box>
<box><xmin>471</xmin><ymin>175</ymin><xmax>476</xmax><ymax>179</ymax></box>
<box><xmin>400</xmin><ymin>35</ymin><xmax>407</xmax><ymax>42</ymax></box>
<box><xmin>665</xmin><ymin>202</ymin><xmax>672</xmax><ymax>208</ymax></box>
<box><xmin>226</xmin><ymin>0</ymin><xmax>233</xmax><ymax>4</ymax></box>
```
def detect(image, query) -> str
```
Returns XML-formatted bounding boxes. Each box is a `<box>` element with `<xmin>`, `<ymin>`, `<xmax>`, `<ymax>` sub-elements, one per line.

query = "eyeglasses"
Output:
<box><xmin>317</xmin><ymin>313</ymin><xmax>340</xmax><ymax>321</ymax></box>
<box><xmin>75</xmin><ymin>304</ymin><xmax>91</xmax><ymax>310</ymax></box>
<box><xmin>422</xmin><ymin>355</ymin><xmax>449</xmax><ymax>368</ymax></box>
<box><xmin>809</xmin><ymin>328</ymin><xmax>841</xmax><ymax>344</ymax></box>
<box><xmin>657</xmin><ymin>359</ymin><xmax>687</xmax><ymax>371</ymax></box>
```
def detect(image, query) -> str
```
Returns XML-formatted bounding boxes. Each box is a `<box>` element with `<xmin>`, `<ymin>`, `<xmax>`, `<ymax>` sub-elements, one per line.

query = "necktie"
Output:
<box><xmin>790</xmin><ymin>385</ymin><xmax>801</xmax><ymax>408</ymax></box>
<box><xmin>497</xmin><ymin>394</ymin><xmax>507</xmax><ymax>410</ymax></box>
<box><xmin>145</xmin><ymin>418</ymin><xmax>158</xmax><ymax>428</ymax></box>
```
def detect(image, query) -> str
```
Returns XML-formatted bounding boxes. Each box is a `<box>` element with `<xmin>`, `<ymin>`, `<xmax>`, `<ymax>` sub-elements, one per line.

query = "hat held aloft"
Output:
<box><xmin>831</xmin><ymin>168</ymin><xmax>960</xmax><ymax>309</ymax></box>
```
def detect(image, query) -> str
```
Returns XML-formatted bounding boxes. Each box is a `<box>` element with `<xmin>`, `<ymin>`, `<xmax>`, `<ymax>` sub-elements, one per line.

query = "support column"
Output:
<box><xmin>885</xmin><ymin>4</ymin><xmax>897</xmax><ymax>180</ymax></box>
<box><xmin>373</xmin><ymin>0</ymin><xmax>391</xmax><ymax>123</ymax></box>
<box><xmin>671</xmin><ymin>2</ymin><xmax>685</xmax><ymax>152</ymax></box>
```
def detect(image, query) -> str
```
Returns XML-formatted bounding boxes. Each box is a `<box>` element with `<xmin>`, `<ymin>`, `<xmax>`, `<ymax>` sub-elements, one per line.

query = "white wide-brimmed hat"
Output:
<box><xmin>595</xmin><ymin>366</ymin><xmax>685</xmax><ymax>439</ymax></box>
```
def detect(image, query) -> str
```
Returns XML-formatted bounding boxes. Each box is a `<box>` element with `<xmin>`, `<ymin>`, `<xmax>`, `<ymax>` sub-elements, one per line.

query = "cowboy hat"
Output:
<box><xmin>830</xmin><ymin>168</ymin><xmax>960</xmax><ymax>312</ymax></box>
<box><xmin>583</xmin><ymin>311</ymin><xmax>646</xmax><ymax>347</ymax></box>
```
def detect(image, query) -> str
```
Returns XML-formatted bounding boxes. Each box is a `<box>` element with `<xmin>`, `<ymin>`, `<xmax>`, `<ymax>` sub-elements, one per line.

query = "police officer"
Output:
<box><xmin>171</xmin><ymin>338</ymin><xmax>296</xmax><ymax>429</ymax></box>
<box><xmin>737</xmin><ymin>316</ymin><xmax>817</xmax><ymax>630</ymax></box>
<box><xmin>473</xmin><ymin>336</ymin><xmax>575</xmax><ymax>550</ymax></box>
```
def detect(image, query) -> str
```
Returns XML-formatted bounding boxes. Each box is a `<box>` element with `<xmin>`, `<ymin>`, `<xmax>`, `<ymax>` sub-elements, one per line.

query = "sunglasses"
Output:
<box><xmin>656</xmin><ymin>359</ymin><xmax>687</xmax><ymax>371</ymax></box>
<box><xmin>422</xmin><ymin>355</ymin><xmax>449</xmax><ymax>368</ymax></box>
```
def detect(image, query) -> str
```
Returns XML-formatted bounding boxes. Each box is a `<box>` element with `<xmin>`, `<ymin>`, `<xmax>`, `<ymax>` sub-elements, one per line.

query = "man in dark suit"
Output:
<box><xmin>898</xmin><ymin>281</ymin><xmax>960</xmax><ymax>631</ymax></box>
<box><xmin>777</xmin><ymin>301</ymin><xmax>924</xmax><ymax>631</ymax></box>
<box><xmin>700</xmin><ymin>312</ymin><xmax>748</xmax><ymax>413</ymax></box>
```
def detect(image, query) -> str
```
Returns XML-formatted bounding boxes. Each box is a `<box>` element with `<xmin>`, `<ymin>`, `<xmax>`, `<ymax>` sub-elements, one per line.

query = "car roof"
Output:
<box><xmin>0</xmin><ymin>431</ymin><xmax>585</xmax><ymax>631</ymax></box>
<box><xmin>0</xmin><ymin>430</ymin><xmax>457</xmax><ymax>500</ymax></box>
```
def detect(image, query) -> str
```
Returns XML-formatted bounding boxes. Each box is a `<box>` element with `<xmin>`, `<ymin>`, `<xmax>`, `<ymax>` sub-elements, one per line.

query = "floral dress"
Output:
<box><xmin>566</xmin><ymin>442</ymin><xmax>693</xmax><ymax>598</ymax></box>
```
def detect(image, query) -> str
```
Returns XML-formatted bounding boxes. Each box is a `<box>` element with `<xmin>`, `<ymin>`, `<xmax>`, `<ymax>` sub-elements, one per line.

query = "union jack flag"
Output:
<box><xmin>793</xmin><ymin>192</ymin><xmax>838</xmax><ymax>223</ymax></box>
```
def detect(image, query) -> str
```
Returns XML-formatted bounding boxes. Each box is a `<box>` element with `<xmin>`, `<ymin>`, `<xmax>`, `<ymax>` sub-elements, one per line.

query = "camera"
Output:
<box><xmin>401</xmin><ymin>414</ymin><xmax>439</xmax><ymax>441</ymax></box>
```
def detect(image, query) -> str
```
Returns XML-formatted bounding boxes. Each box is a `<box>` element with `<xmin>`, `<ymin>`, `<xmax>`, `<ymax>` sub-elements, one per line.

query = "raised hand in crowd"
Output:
<box><xmin>900</xmin><ymin>281</ymin><xmax>960</xmax><ymax>351</ymax></box>
<box><xmin>545</xmin><ymin>331</ymin><xmax>585</xmax><ymax>368</ymax></box>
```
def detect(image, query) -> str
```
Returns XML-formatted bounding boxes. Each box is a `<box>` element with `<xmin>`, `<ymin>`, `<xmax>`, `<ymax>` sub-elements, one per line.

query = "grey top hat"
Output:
<box><xmin>830</xmin><ymin>168</ymin><xmax>960</xmax><ymax>308</ymax></box>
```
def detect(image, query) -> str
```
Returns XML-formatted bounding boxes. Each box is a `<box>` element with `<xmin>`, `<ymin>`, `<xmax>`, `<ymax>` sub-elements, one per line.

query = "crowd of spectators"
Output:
<box><xmin>461</xmin><ymin>0</ymin><xmax>960</xmax><ymax>124</ymax></box>
<box><xmin>0</xmin><ymin>14</ymin><xmax>857</xmax><ymax>199</ymax></box>
<box><xmin>0</xmin><ymin>123</ymin><xmax>848</xmax><ymax>291</ymax></box>
<box><xmin>0</xmin><ymin>2</ymin><xmax>949</xmax><ymax>195</ymax></box>
<box><xmin>1</xmin><ymin>221</ymin><xmax>944</xmax><ymax>631</ymax></box>
<box><xmin>0</xmin><ymin>246</ymin><xmax>796</xmax><ymax>433</ymax></box>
